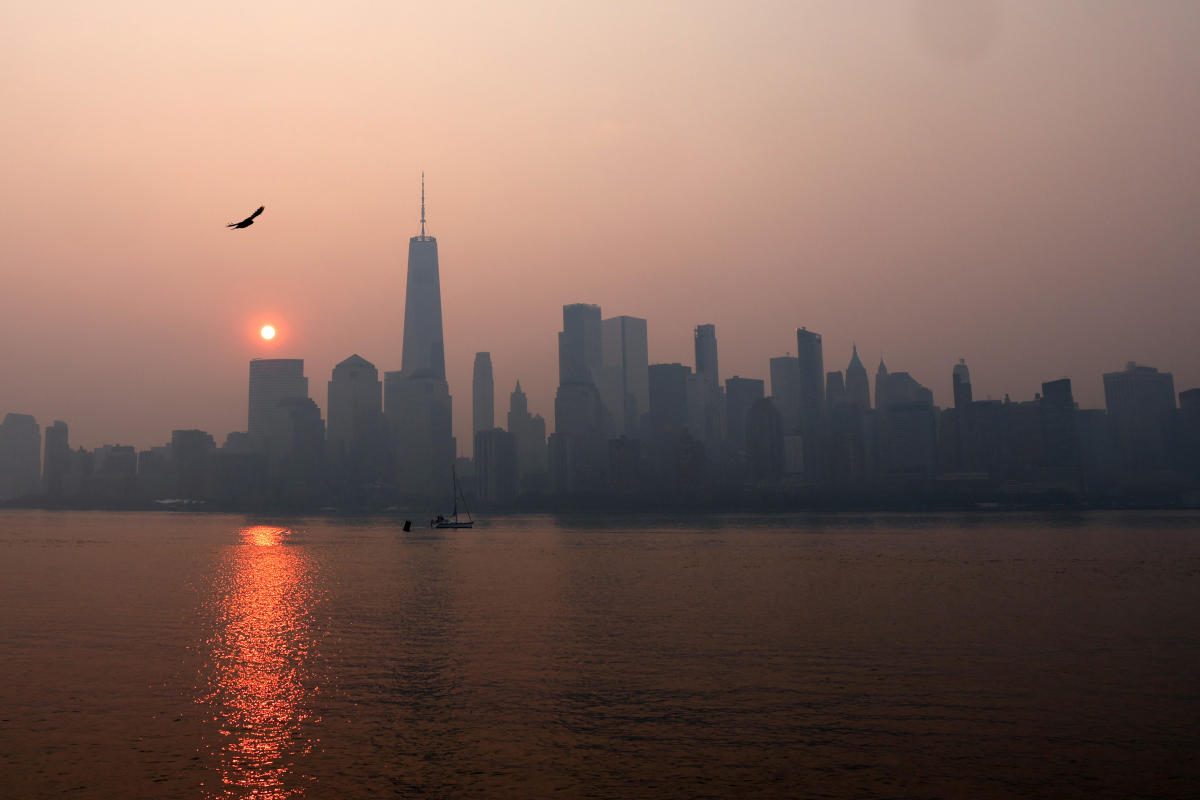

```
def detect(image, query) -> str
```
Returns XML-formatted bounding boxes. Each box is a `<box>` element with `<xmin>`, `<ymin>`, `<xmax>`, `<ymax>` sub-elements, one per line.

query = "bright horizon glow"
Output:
<box><xmin>260</xmin><ymin>325</ymin><xmax>276</xmax><ymax>341</ymax></box>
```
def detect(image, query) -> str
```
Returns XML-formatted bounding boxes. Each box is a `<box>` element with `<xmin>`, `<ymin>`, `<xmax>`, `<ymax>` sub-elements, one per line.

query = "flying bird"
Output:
<box><xmin>227</xmin><ymin>206</ymin><xmax>264</xmax><ymax>229</ymax></box>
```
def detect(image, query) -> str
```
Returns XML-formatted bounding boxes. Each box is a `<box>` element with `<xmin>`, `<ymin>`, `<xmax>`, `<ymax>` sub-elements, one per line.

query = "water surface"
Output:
<box><xmin>2</xmin><ymin>511</ymin><xmax>1198</xmax><ymax>798</ymax></box>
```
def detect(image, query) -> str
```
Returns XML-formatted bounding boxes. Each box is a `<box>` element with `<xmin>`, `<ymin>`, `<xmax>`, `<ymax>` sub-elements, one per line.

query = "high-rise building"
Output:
<box><xmin>844</xmin><ymin>345</ymin><xmax>870</xmax><ymax>411</ymax></box>
<box><xmin>399</xmin><ymin>174</ymin><xmax>446</xmax><ymax>380</ymax></box>
<box><xmin>507</xmin><ymin>381</ymin><xmax>547</xmax><ymax>485</ymax></box>
<box><xmin>795</xmin><ymin>328</ymin><xmax>824</xmax><ymax>415</ymax></box>
<box><xmin>875</xmin><ymin>358</ymin><xmax>889</xmax><ymax>411</ymax></box>
<box><xmin>473</xmin><ymin>352</ymin><xmax>495</xmax><ymax>438</ymax></box>
<box><xmin>952</xmin><ymin>359</ymin><xmax>973</xmax><ymax>410</ymax></box>
<box><xmin>600</xmin><ymin>316</ymin><xmax>649</xmax><ymax>437</ymax></box>
<box><xmin>796</xmin><ymin>328</ymin><xmax>825</xmax><ymax>478</ymax></box>
<box><xmin>0</xmin><ymin>413</ymin><xmax>41</xmax><ymax>501</ymax></box>
<box><xmin>559</xmin><ymin>303</ymin><xmax>603</xmax><ymax>386</ymax></box>
<box><xmin>43</xmin><ymin>420</ymin><xmax>70</xmax><ymax>498</ymax></box>
<box><xmin>769</xmin><ymin>356</ymin><xmax>801</xmax><ymax>433</ymax></box>
<box><xmin>725</xmin><ymin>376</ymin><xmax>765</xmax><ymax>454</ymax></box>
<box><xmin>388</xmin><ymin>178</ymin><xmax>455</xmax><ymax>498</ymax></box>
<box><xmin>327</xmin><ymin>355</ymin><xmax>384</xmax><ymax>467</ymax></box>
<box><xmin>825</xmin><ymin>371</ymin><xmax>846</xmax><ymax>409</ymax></box>
<box><xmin>248</xmin><ymin>359</ymin><xmax>308</xmax><ymax>452</ymax></box>
<box><xmin>172</xmin><ymin>429</ymin><xmax>215</xmax><ymax>499</ymax></box>
<box><xmin>474</xmin><ymin>428</ymin><xmax>518</xmax><ymax>503</ymax></box>
<box><xmin>1103</xmin><ymin>362</ymin><xmax>1176</xmax><ymax>471</ymax></box>
<box><xmin>694</xmin><ymin>324</ymin><xmax>719</xmax><ymax>384</ymax></box>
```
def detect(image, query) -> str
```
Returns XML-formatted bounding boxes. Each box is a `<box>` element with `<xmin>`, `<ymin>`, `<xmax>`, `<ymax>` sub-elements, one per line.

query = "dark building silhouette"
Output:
<box><xmin>474</xmin><ymin>427</ymin><xmax>518</xmax><ymax>503</ymax></box>
<box><xmin>473</xmin><ymin>352</ymin><xmax>494</xmax><ymax>440</ymax></box>
<box><xmin>825</xmin><ymin>370</ymin><xmax>846</xmax><ymax>410</ymax></box>
<box><xmin>600</xmin><ymin>315</ymin><xmax>649</xmax><ymax>438</ymax></box>
<box><xmin>0</xmin><ymin>413</ymin><xmax>41</xmax><ymax>501</ymax></box>
<box><xmin>1103</xmin><ymin>362</ymin><xmax>1176</xmax><ymax>472</ymax></box>
<box><xmin>327</xmin><ymin>354</ymin><xmax>388</xmax><ymax>492</ymax></box>
<box><xmin>172</xmin><ymin>429</ymin><xmax>215</xmax><ymax>499</ymax></box>
<box><xmin>507</xmin><ymin>381</ymin><xmax>547</xmax><ymax>490</ymax></box>
<box><xmin>552</xmin><ymin>304</ymin><xmax>610</xmax><ymax>494</ymax></box>
<box><xmin>844</xmin><ymin>345</ymin><xmax>870</xmax><ymax>411</ymax></box>
<box><xmin>768</xmin><ymin>355</ymin><xmax>801</xmax><ymax>433</ymax></box>
<box><xmin>796</xmin><ymin>328</ymin><xmax>825</xmax><ymax>479</ymax></box>
<box><xmin>1176</xmin><ymin>389</ymin><xmax>1200</xmax><ymax>477</ymax></box>
<box><xmin>43</xmin><ymin>420</ymin><xmax>70</xmax><ymax>498</ymax></box>
<box><xmin>689</xmin><ymin>324</ymin><xmax>725</xmax><ymax>463</ymax></box>
<box><xmin>875</xmin><ymin>358</ymin><xmax>889</xmax><ymax>411</ymax></box>
<box><xmin>388</xmin><ymin>181</ymin><xmax>455</xmax><ymax>499</ymax></box>
<box><xmin>745</xmin><ymin>397</ymin><xmax>784</xmax><ymax>481</ymax></box>
<box><xmin>248</xmin><ymin>358</ymin><xmax>308</xmax><ymax>455</ymax></box>
<box><xmin>725</xmin><ymin>376</ymin><xmax>765</xmax><ymax>456</ymax></box>
<box><xmin>559</xmin><ymin>303</ymin><xmax>603</xmax><ymax>385</ymax></box>
<box><xmin>648</xmin><ymin>362</ymin><xmax>697</xmax><ymax>489</ymax></box>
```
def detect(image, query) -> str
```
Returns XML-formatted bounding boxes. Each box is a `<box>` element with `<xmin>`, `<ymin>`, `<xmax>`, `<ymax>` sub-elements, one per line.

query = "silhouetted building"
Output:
<box><xmin>769</xmin><ymin>355</ymin><xmax>801</xmax><ymax>433</ymax></box>
<box><xmin>506</xmin><ymin>381</ymin><xmax>547</xmax><ymax>489</ymax></box>
<box><xmin>1103</xmin><ymin>362</ymin><xmax>1176</xmax><ymax>472</ymax></box>
<box><xmin>695</xmin><ymin>324</ymin><xmax>719</xmax><ymax>383</ymax></box>
<box><xmin>387</xmin><ymin>181</ymin><xmax>455</xmax><ymax>499</ymax></box>
<box><xmin>875</xmin><ymin>358</ymin><xmax>889</xmax><ymax>411</ymax></box>
<box><xmin>725</xmin><ymin>376</ymin><xmax>764</xmax><ymax>455</ymax></box>
<box><xmin>327</xmin><ymin>354</ymin><xmax>388</xmax><ymax>491</ymax></box>
<box><xmin>1176</xmin><ymin>389</ymin><xmax>1200</xmax><ymax>477</ymax></box>
<box><xmin>600</xmin><ymin>315</ymin><xmax>649</xmax><ymax>437</ymax></box>
<box><xmin>745</xmin><ymin>397</ymin><xmax>784</xmax><ymax>481</ymax></box>
<box><xmin>648</xmin><ymin>362</ymin><xmax>695</xmax><ymax>488</ymax></box>
<box><xmin>952</xmin><ymin>359</ymin><xmax>973</xmax><ymax>410</ymax></box>
<box><xmin>0</xmin><ymin>413</ymin><xmax>41</xmax><ymax>501</ymax></box>
<box><xmin>248</xmin><ymin>358</ymin><xmax>308</xmax><ymax>454</ymax></box>
<box><xmin>559</xmin><ymin>303</ymin><xmax>602</xmax><ymax>385</ymax></box>
<box><xmin>1040</xmin><ymin>378</ymin><xmax>1079</xmax><ymax>480</ymax></box>
<box><xmin>844</xmin><ymin>345</ymin><xmax>870</xmax><ymax>411</ymax></box>
<box><xmin>43</xmin><ymin>420</ymin><xmax>70</xmax><ymax>498</ymax></box>
<box><xmin>473</xmin><ymin>352</ymin><xmax>494</xmax><ymax>439</ymax></box>
<box><xmin>825</xmin><ymin>371</ymin><xmax>846</xmax><ymax>409</ymax></box>
<box><xmin>172</xmin><ymin>429</ymin><xmax>215</xmax><ymax>499</ymax></box>
<box><xmin>474</xmin><ymin>427</ymin><xmax>517</xmax><ymax>503</ymax></box>
<box><xmin>88</xmin><ymin>444</ymin><xmax>137</xmax><ymax>499</ymax></box>
<box><xmin>399</xmin><ymin>176</ymin><xmax>446</xmax><ymax>381</ymax></box>
<box><xmin>796</xmin><ymin>328</ymin><xmax>825</xmax><ymax>479</ymax></box>
<box><xmin>270</xmin><ymin>397</ymin><xmax>326</xmax><ymax>502</ymax></box>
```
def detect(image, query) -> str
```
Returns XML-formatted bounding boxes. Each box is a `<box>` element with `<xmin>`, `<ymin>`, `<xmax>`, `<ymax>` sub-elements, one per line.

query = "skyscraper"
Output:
<box><xmin>694</xmin><ymin>324</ymin><xmax>719</xmax><ymax>384</ymax></box>
<box><xmin>1103</xmin><ymin>362</ymin><xmax>1176</xmax><ymax>471</ymax></box>
<box><xmin>952</xmin><ymin>359</ymin><xmax>973</xmax><ymax>410</ymax></box>
<box><xmin>389</xmin><ymin>178</ymin><xmax>455</xmax><ymax>498</ymax></box>
<box><xmin>399</xmin><ymin>174</ymin><xmax>446</xmax><ymax>380</ymax></box>
<box><xmin>473</xmin><ymin>352</ymin><xmax>495</xmax><ymax>438</ymax></box>
<box><xmin>795</xmin><ymin>328</ymin><xmax>824</xmax><ymax>415</ymax></box>
<box><xmin>769</xmin><ymin>355</ymin><xmax>801</xmax><ymax>433</ymax></box>
<box><xmin>600</xmin><ymin>315</ymin><xmax>649</xmax><ymax>437</ymax></box>
<box><xmin>844</xmin><ymin>345</ymin><xmax>870</xmax><ymax>410</ymax></box>
<box><xmin>559</xmin><ymin>303</ymin><xmax>602</xmax><ymax>386</ymax></box>
<box><xmin>725</xmin><ymin>376</ymin><xmax>765</xmax><ymax>454</ymax></box>
<box><xmin>43</xmin><ymin>420</ymin><xmax>70</xmax><ymax>498</ymax></box>
<box><xmin>0</xmin><ymin>413</ymin><xmax>41</xmax><ymax>501</ymax></box>
<box><xmin>507</xmin><ymin>380</ymin><xmax>548</xmax><ymax>484</ymax></box>
<box><xmin>327</xmin><ymin>354</ymin><xmax>387</xmax><ymax>486</ymax></box>
<box><xmin>247</xmin><ymin>358</ymin><xmax>308</xmax><ymax>452</ymax></box>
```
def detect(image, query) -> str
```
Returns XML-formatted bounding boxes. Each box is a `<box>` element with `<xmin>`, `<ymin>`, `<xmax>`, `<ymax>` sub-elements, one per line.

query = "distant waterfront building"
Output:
<box><xmin>844</xmin><ymin>345</ymin><xmax>870</xmax><ymax>411</ymax></box>
<box><xmin>769</xmin><ymin>355</ymin><xmax>801</xmax><ymax>433</ymax></box>
<box><xmin>248</xmin><ymin>358</ymin><xmax>308</xmax><ymax>453</ymax></box>
<box><xmin>171</xmin><ymin>429</ymin><xmax>216</xmax><ymax>499</ymax></box>
<box><xmin>600</xmin><ymin>315</ymin><xmax>649</xmax><ymax>437</ymax></box>
<box><xmin>952</xmin><ymin>359</ymin><xmax>973</xmax><ymax>410</ymax></box>
<box><xmin>725</xmin><ymin>376</ymin><xmax>765</xmax><ymax>454</ymax></box>
<box><xmin>326</xmin><ymin>354</ymin><xmax>386</xmax><ymax>483</ymax></box>
<box><xmin>796</xmin><ymin>327</ymin><xmax>825</xmax><ymax>478</ymax></box>
<box><xmin>507</xmin><ymin>381</ymin><xmax>548</xmax><ymax>485</ymax></box>
<box><xmin>474</xmin><ymin>428</ymin><xmax>518</xmax><ymax>503</ymax></box>
<box><xmin>473</xmin><ymin>352</ymin><xmax>495</xmax><ymax>439</ymax></box>
<box><xmin>825</xmin><ymin>371</ymin><xmax>846</xmax><ymax>409</ymax></box>
<box><xmin>43</xmin><ymin>420</ymin><xmax>70</xmax><ymax>498</ymax></box>
<box><xmin>694</xmin><ymin>324</ymin><xmax>719</xmax><ymax>384</ymax></box>
<box><xmin>559</xmin><ymin>303</ymin><xmax>603</xmax><ymax>386</ymax></box>
<box><xmin>1103</xmin><ymin>362</ymin><xmax>1176</xmax><ymax>472</ymax></box>
<box><xmin>875</xmin><ymin>358</ymin><xmax>889</xmax><ymax>411</ymax></box>
<box><xmin>552</xmin><ymin>304</ymin><xmax>609</xmax><ymax>493</ymax></box>
<box><xmin>0</xmin><ymin>413</ymin><xmax>41</xmax><ymax>501</ymax></box>
<box><xmin>388</xmin><ymin>178</ymin><xmax>455</xmax><ymax>498</ymax></box>
<box><xmin>745</xmin><ymin>397</ymin><xmax>784</xmax><ymax>481</ymax></box>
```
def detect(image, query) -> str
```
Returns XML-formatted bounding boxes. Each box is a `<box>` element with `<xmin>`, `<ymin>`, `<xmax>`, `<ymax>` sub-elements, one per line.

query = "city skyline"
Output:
<box><xmin>2</xmin><ymin>2</ymin><xmax>1199</xmax><ymax>451</ymax></box>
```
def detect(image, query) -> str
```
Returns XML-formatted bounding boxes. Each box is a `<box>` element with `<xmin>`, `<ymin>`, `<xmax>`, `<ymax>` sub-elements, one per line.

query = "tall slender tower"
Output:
<box><xmin>386</xmin><ymin>176</ymin><xmax>455</xmax><ymax>498</ymax></box>
<box><xmin>399</xmin><ymin>173</ymin><xmax>446</xmax><ymax>379</ymax></box>
<box><xmin>473</xmin><ymin>352</ymin><xmax>495</xmax><ymax>436</ymax></box>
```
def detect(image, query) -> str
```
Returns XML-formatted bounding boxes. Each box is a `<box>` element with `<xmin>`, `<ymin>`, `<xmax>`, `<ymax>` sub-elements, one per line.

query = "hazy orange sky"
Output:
<box><xmin>2</xmin><ymin>1</ymin><xmax>1198</xmax><ymax>450</ymax></box>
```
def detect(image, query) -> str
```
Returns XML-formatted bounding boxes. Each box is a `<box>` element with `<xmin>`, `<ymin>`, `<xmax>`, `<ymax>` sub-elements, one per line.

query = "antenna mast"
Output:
<box><xmin>420</xmin><ymin>171</ymin><xmax>426</xmax><ymax>237</ymax></box>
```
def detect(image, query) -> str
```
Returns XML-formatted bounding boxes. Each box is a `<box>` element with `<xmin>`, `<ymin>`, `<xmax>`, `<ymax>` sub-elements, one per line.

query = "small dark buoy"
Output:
<box><xmin>402</xmin><ymin>520</ymin><xmax>412</xmax><ymax>532</ymax></box>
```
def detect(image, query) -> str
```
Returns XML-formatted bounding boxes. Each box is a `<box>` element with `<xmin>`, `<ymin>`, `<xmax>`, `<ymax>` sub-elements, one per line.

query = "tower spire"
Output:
<box><xmin>420</xmin><ymin>171</ymin><xmax>426</xmax><ymax>237</ymax></box>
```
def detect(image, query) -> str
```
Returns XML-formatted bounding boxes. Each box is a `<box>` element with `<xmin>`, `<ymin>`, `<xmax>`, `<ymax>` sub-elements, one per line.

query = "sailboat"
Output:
<box><xmin>432</xmin><ymin>465</ymin><xmax>474</xmax><ymax>529</ymax></box>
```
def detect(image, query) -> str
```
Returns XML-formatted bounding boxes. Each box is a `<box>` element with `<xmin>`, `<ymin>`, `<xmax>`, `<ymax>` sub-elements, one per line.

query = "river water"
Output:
<box><xmin>1</xmin><ymin>510</ymin><xmax>1198</xmax><ymax>799</ymax></box>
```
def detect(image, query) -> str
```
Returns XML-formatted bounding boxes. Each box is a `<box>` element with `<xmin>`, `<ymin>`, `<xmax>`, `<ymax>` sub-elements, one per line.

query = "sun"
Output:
<box><xmin>260</xmin><ymin>325</ymin><xmax>276</xmax><ymax>341</ymax></box>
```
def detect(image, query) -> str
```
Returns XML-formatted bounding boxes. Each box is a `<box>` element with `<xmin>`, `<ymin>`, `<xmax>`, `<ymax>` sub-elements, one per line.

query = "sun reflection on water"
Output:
<box><xmin>199</xmin><ymin>525</ymin><xmax>318</xmax><ymax>799</ymax></box>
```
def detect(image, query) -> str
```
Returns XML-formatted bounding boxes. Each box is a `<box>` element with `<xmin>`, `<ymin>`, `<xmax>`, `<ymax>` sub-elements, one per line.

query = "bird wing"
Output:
<box><xmin>249</xmin><ymin>205</ymin><xmax>264</xmax><ymax>220</ymax></box>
